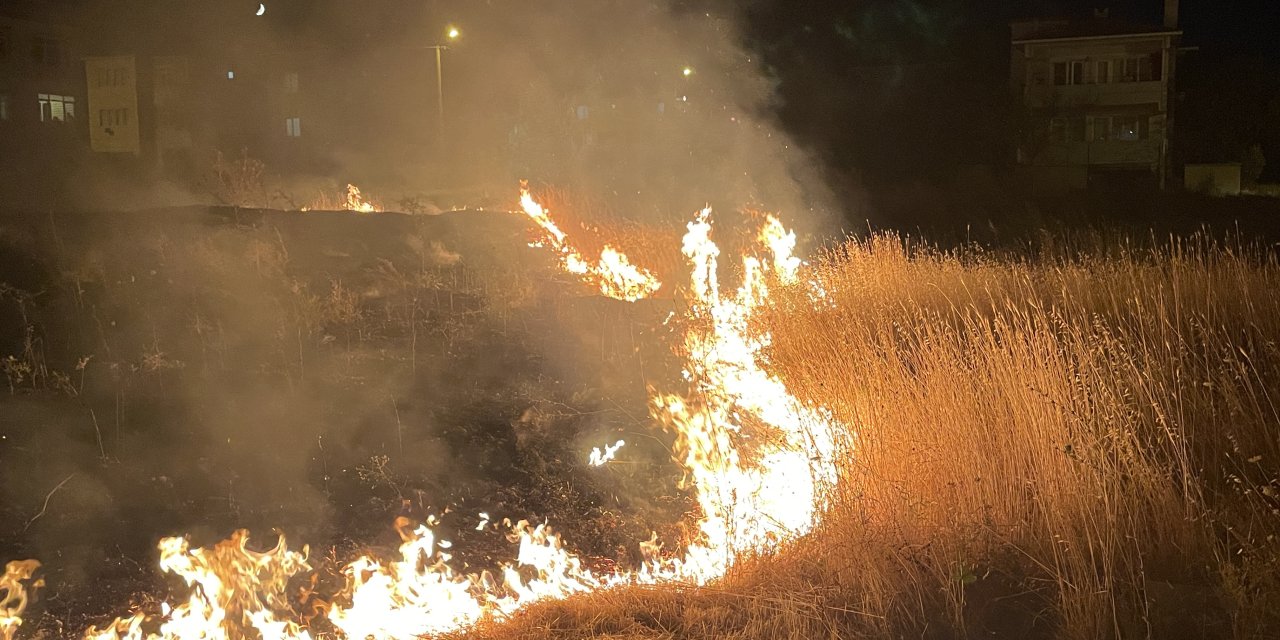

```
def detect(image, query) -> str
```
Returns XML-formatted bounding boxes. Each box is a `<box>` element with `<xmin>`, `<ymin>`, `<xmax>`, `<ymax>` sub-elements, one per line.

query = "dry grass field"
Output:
<box><xmin>471</xmin><ymin>231</ymin><xmax>1280</xmax><ymax>640</ymax></box>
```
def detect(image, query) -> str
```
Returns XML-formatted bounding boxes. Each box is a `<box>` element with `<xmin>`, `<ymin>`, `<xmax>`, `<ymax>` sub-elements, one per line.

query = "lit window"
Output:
<box><xmin>1114</xmin><ymin>116</ymin><xmax>1145</xmax><ymax>141</ymax></box>
<box><xmin>227</xmin><ymin>70</ymin><xmax>235</xmax><ymax>79</ymax></box>
<box><xmin>38</xmin><ymin>94</ymin><xmax>74</xmax><ymax>122</ymax></box>
<box><xmin>284</xmin><ymin>72</ymin><xmax>299</xmax><ymax>93</ymax></box>
<box><xmin>285</xmin><ymin>116</ymin><xmax>301</xmax><ymax>137</ymax></box>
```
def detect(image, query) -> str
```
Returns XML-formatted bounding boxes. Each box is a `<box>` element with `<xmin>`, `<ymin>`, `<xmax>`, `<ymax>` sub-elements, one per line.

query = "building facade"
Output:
<box><xmin>1011</xmin><ymin>2</ymin><xmax>1182</xmax><ymax>190</ymax></box>
<box><xmin>0</xmin><ymin>9</ymin><xmax>84</xmax><ymax>172</ymax></box>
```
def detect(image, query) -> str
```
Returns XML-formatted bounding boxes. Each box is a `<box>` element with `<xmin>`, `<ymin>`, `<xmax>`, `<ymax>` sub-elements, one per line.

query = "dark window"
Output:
<box><xmin>1050</xmin><ymin>117</ymin><xmax>1086</xmax><ymax>143</ymax></box>
<box><xmin>0</xmin><ymin>27</ymin><xmax>10</xmax><ymax>59</ymax></box>
<box><xmin>1095</xmin><ymin>60</ymin><xmax>1110</xmax><ymax>84</ymax></box>
<box><xmin>32</xmin><ymin>36</ymin><xmax>61</xmax><ymax>66</ymax></box>
<box><xmin>1052</xmin><ymin>62</ymin><xmax>1068</xmax><ymax>86</ymax></box>
<box><xmin>99</xmin><ymin>108</ymin><xmax>130</xmax><ymax>128</ymax></box>
<box><xmin>1092</xmin><ymin>116</ymin><xmax>1111</xmax><ymax>141</ymax></box>
<box><xmin>0</xmin><ymin>94</ymin><xmax>9</xmax><ymax>121</ymax></box>
<box><xmin>1070</xmin><ymin>60</ymin><xmax>1087</xmax><ymax>85</ymax></box>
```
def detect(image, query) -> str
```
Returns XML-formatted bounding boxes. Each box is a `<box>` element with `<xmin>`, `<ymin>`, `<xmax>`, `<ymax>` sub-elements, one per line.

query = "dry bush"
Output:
<box><xmin>207</xmin><ymin>149</ymin><xmax>268</xmax><ymax>209</ymax></box>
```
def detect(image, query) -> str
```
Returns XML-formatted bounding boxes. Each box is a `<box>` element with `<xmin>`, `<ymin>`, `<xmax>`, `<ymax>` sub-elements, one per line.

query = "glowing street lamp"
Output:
<box><xmin>430</xmin><ymin>25</ymin><xmax>461</xmax><ymax>140</ymax></box>
<box><xmin>682</xmin><ymin>66</ymin><xmax>694</xmax><ymax>77</ymax></box>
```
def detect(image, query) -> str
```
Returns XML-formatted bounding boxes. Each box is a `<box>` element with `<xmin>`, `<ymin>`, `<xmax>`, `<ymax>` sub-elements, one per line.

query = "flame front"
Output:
<box><xmin>517</xmin><ymin>185</ymin><xmax>661</xmax><ymax>301</ymax></box>
<box><xmin>83</xmin><ymin>532</ymin><xmax>312</xmax><ymax>640</ymax></box>
<box><xmin>14</xmin><ymin>182</ymin><xmax>845</xmax><ymax>640</ymax></box>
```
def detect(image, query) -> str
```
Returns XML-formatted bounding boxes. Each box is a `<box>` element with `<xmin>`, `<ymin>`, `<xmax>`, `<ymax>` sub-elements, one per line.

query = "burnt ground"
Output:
<box><xmin>0</xmin><ymin>206</ymin><xmax>692</xmax><ymax>637</ymax></box>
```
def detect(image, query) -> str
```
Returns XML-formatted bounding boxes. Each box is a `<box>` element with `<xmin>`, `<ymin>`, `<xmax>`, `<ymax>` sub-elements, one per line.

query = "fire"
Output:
<box><xmin>301</xmin><ymin>184</ymin><xmax>383</xmax><ymax>213</ymax></box>
<box><xmin>517</xmin><ymin>184</ymin><xmax>661</xmax><ymax>301</ymax></box>
<box><xmin>82</xmin><ymin>532</ymin><xmax>312</xmax><ymax>640</ymax></box>
<box><xmin>13</xmin><ymin>182</ymin><xmax>845</xmax><ymax>640</ymax></box>
<box><xmin>342</xmin><ymin>184</ymin><xmax>381</xmax><ymax>213</ymax></box>
<box><xmin>1</xmin><ymin>561</ymin><xmax>41</xmax><ymax>640</ymax></box>
<box><xmin>587</xmin><ymin>439</ymin><xmax>626</xmax><ymax>466</ymax></box>
<box><xmin>644</xmin><ymin>206</ymin><xmax>838</xmax><ymax>582</ymax></box>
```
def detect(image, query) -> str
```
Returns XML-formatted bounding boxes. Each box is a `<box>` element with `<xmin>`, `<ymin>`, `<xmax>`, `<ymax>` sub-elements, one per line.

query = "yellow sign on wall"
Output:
<box><xmin>85</xmin><ymin>55</ymin><xmax>141</xmax><ymax>154</ymax></box>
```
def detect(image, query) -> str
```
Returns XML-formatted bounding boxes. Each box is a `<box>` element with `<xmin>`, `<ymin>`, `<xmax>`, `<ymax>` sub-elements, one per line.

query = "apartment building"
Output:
<box><xmin>1011</xmin><ymin>1</ymin><xmax>1182</xmax><ymax>190</ymax></box>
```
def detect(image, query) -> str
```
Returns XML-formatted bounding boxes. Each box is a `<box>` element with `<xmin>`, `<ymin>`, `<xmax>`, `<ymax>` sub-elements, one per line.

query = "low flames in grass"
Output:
<box><xmin>3</xmin><ymin>184</ymin><xmax>841</xmax><ymax>639</ymax></box>
<box><xmin>516</xmin><ymin>183</ymin><xmax>661</xmax><ymax>302</ymax></box>
<box><xmin>301</xmin><ymin>184</ymin><xmax>383</xmax><ymax>214</ymax></box>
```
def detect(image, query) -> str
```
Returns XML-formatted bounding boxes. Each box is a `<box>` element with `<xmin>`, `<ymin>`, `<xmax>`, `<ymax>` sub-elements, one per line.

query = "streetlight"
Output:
<box><xmin>682</xmin><ymin>66</ymin><xmax>694</xmax><ymax>77</ymax></box>
<box><xmin>429</xmin><ymin>25</ymin><xmax>461</xmax><ymax>141</ymax></box>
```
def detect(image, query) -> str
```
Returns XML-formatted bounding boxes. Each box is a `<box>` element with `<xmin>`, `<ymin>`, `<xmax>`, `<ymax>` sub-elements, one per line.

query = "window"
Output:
<box><xmin>0</xmin><ymin>95</ymin><xmax>9</xmax><ymax>121</ymax></box>
<box><xmin>575</xmin><ymin>105</ymin><xmax>589</xmax><ymax>120</ymax></box>
<box><xmin>1095</xmin><ymin>60</ymin><xmax>1110</xmax><ymax>84</ymax></box>
<box><xmin>1070</xmin><ymin>60</ymin><xmax>1087</xmax><ymax>85</ymax></box>
<box><xmin>285</xmin><ymin>116</ymin><xmax>301</xmax><ymax>137</ymax></box>
<box><xmin>1049</xmin><ymin>117</ymin><xmax>1086</xmax><ymax>143</ymax></box>
<box><xmin>1116</xmin><ymin>54</ymin><xmax>1162</xmax><ymax>83</ymax></box>
<box><xmin>1113</xmin><ymin>116</ymin><xmax>1146</xmax><ymax>141</ymax></box>
<box><xmin>31</xmin><ymin>37</ymin><xmax>61</xmax><ymax>66</ymax></box>
<box><xmin>283</xmin><ymin>72</ymin><xmax>299</xmax><ymax>93</ymax></box>
<box><xmin>98</xmin><ymin>108</ymin><xmax>128</xmax><ymax>128</ymax></box>
<box><xmin>1053</xmin><ymin>60</ymin><xmax>1088</xmax><ymax>86</ymax></box>
<box><xmin>227</xmin><ymin>70</ymin><xmax>235</xmax><ymax>80</ymax></box>
<box><xmin>1092</xmin><ymin>116</ymin><xmax>1111</xmax><ymax>141</ymax></box>
<box><xmin>0</xmin><ymin>26</ymin><xmax>10</xmax><ymax>59</ymax></box>
<box><xmin>38</xmin><ymin>94</ymin><xmax>75</xmax><ymax>122</ymax></box>
<box><xmin>97</xmin><ymin>67</ymin><xmax>130</xmax><ymax>87</ymax></box>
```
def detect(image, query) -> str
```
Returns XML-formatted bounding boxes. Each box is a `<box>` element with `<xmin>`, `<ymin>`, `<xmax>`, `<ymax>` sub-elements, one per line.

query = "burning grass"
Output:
<box><xmin>5</xmin><ymin>190</ymin><xmax>1280</xmax><ymax>639</ymax></box>
<box><xmin>456</xmin><ymin>230</ymin><xmax>1280</xmax><ymax>640</ymax></box>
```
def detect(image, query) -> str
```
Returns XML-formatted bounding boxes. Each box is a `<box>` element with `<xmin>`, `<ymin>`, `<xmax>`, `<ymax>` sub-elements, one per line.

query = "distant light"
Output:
<box><xmin>682</xmin><ymin>66</ymin><xmax>694</xmax><ymax>77</ymax></box>
<box><xmin>227</xmin><ymin>70</ymin><xmax>235</xmax><ymax>79</ymax></box>
<box><xmin>446</xmin><ymin>25</ymin><xmax>460</xmax><ymax>40</ymax></box>
<box><xmin>256</xmin><ymin>3</ymin><xmax>265</xmax><ymax>16</ymax></box>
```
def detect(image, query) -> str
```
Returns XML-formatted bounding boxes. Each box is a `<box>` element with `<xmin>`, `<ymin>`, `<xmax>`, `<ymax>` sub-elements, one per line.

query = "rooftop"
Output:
<box><xmin>1012</xmin><ymin>16</ymin><xmax>1180</xmax><ymax>43</ymax></box>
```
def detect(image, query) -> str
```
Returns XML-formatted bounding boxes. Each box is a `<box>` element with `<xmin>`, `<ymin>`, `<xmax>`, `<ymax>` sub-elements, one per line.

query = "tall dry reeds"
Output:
<box><xmin>753</xmin><ymin>232</ymin><xmax>1280</xmax><ymax>638</ymax></box>
<box><xmin>483</xmin><ymin>231</ymin><xmax>1280</xmax><ymax>640</ymax></box>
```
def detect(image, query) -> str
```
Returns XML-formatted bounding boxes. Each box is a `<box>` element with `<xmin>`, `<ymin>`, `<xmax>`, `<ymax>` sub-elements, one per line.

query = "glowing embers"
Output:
<box><xmin>516</xmin><ymin>185</ymin><xmax>661</xmax><ymax>301</ymax></box>
<box><xmin>1</xmin><ymin>561</ymin><xmax>41</xmax><ymax>640</ymax></box>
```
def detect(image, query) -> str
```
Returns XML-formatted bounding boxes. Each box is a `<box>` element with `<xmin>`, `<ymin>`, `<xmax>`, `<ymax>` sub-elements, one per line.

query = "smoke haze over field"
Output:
<box><xmin>0</xmin><ymin>0</ymin><xmax>840</xmax><ymax>234</ymax></box>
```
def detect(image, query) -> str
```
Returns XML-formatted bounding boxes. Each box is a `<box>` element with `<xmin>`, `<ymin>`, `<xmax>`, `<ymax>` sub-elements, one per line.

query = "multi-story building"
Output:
<box><xmin>1011</xmin><ymin>1</ymin><xmax>1182</xmax><ymax>190</ymax></box>
<box><xmin>0</xmin><ymin>6</ymin><xmax>84</xmax><ymax>176</ymax></box>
